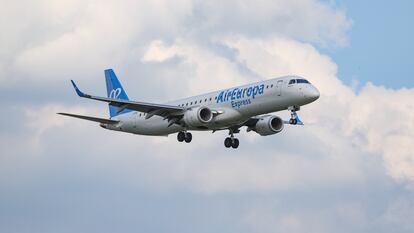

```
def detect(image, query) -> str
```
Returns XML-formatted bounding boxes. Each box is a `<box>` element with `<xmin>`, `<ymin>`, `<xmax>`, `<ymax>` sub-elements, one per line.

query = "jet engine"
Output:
<box><xmin>183</xmin><ymin>106</ymin><xmax>213</xmax><ymax>127</ymax></box>
<box><xmin>252</xmin><ymin>115</ymin><xmax>284</xmax><ymax>136</ymax></box>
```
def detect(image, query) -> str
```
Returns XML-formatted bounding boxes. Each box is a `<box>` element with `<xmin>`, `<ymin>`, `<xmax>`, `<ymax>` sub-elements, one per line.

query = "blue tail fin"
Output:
<box><xmin>105</xmin><ymin>69</ymin><xmax>131</xmax><ymax>117</ymax></box>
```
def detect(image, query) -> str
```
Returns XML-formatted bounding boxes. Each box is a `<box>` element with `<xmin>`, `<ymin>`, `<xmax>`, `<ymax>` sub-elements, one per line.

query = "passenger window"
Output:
<box><xmin>271</xmin><ymin>84</ymin><xmax>273</xmax><ymax>88</ymax></box>
<box><xmin>266</xmin><ymin>85</ymin><xmax>269</xmax><ymax>89</ymax></box>
<box><xmin>210</xmin><ymin>97</ymin><xmax>212</xmax><ymax>101</ymax></box>
<box><xmin>289</xmin><ymin>79</ymin><xmax>296</xmax><ymax>85</ymax></box>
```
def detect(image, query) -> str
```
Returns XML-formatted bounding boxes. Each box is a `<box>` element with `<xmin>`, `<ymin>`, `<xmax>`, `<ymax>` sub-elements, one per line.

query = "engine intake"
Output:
<box><xmin>183</xmin><ymin>106</ymin><xmax>213</xmax><ymax>127</ymax></box>
<box><xmin>252</xmin><ymin>115</ymin><xmax>284</xmax><ymax>136</ymax></box>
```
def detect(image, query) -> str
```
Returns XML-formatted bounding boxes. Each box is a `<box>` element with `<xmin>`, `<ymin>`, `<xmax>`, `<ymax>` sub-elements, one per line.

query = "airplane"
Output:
<box><xmin>59</xmin><ymin>69</ymin><xmax>320</xmax><ymax>149</ymax></box>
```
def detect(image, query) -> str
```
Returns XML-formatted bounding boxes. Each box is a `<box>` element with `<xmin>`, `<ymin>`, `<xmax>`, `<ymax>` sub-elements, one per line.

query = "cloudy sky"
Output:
<box><xmin>1</xmin><ymin>0</ymin><xmax>414</xmax><ymax>232</ymax></box>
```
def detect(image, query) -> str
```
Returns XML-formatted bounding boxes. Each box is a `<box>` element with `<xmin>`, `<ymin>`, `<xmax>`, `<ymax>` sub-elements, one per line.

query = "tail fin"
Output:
<box><xmin>105</xmin><ymin>69</ymin><xmax>131</xmax><ymax>117</ymax></box>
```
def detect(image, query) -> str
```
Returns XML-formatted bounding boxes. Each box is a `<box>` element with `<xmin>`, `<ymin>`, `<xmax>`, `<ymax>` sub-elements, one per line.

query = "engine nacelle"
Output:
<box><xmin>252</xmin><ymin>115</ymin><xmax>284</xmax><ymax>136</ymax></box>
<box><xmin>183</xmin><ymin>106</ymin><xmax>213</xmax><ymax>127</ymax></box>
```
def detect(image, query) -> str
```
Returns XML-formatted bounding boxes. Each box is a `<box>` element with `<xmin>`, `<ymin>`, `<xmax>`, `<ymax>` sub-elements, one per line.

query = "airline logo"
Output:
<box><xmin>109</xmin><ymin>88</ymin><xmax>122</xmax><ymax>99</ymax></box>
<box><xmin>216</xmin><ymin>84</ymin><xmax>265</xmax><ymax>108</ymax></box>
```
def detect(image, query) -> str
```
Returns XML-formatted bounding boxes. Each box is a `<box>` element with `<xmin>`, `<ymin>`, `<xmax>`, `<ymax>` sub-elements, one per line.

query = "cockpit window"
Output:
<box><xmin>296</xmin><ymin>79</ymin><xmax>310</xmax><ymax>84</ymax></box>
<box><xmin>288</xmin><ymin>79</ymin><xmax>296</xmax><ymax>85</ymax></box>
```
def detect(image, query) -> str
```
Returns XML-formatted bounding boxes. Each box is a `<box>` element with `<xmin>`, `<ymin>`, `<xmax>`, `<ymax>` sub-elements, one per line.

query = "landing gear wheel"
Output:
<box><xmin>184</xmin><ymin>132</ymin><xmax>192</xmax><ymax>143</ymax></box>
<box><xmin>231</xmin><ymin>138</ymin><xmax>239</xmax><ymax>149</ymax></box>
<box><xmin>224</xmin><ymin>137</ymin><xmax>232</xmax><ymax>148</ymax></box>
<box><xmin>177</xmin><ymin>132</ymin><xmax>185</xmax><ymax>142</ymax></box>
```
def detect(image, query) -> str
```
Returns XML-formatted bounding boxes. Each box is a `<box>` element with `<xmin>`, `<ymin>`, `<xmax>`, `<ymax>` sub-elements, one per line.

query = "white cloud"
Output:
<box><xmin>3</xmin><ymin>0</ymin><xmax>194</xmax><ymax>84</ymax></box>
<box><xmin>192</xmin><ymin>0</ymin><xmax>352</xmax><ymax>46</ymax></box>
<box><xmin>2</xmin><ymin>0</ymin><xmax>350</xmax><ymax>85</ymax></box>
<box><xmin>1</xmin><ymin>0</ymin><xmax>413</xmax><ymax>232</ymax></box>
<box><xmin>142</xmin><ymin>39</ymin><xmax>251</xmax><ymax>96</ymax></box>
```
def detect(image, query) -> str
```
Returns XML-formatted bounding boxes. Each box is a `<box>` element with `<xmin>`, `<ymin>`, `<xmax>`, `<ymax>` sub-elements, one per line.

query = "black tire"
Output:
<box><xmin>293</xmin><ymin>119</ymin><xmax>297</xmax><ymax>125</ymax></box>
<box><xmin>224</xmin><ymin>137</ymin><xmax>232</xmax><ymax>148</ymax></box>
<box><xmin>184</xmin><ymin>132</ymin><xmax>192</xmax><ymax>143</ymax></box>
<box><xmin>231</xmin><ymin>138</ymin><xmax>239</xmax><ymax>149</ymax></box>
<box><xmin>289</xmin><ymin>119</ymin><xmax>294</xmax><ymax>124</ymax></box>
<box><xmin>177</xmin><ymin>132</ymin><xmax>185</xmax><ymax>142</ymax></box>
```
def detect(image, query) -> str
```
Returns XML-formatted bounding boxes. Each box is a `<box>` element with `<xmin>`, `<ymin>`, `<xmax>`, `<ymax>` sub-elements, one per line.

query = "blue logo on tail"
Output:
<box><xmin>105</xmin><ymin>69</ymin><xmax>132</xmax><ymax>118</ymax></box>
<box><xmin>109</xmin><ymin>88</ymin><xmax>122</xmax><ymax>99</ymax></box>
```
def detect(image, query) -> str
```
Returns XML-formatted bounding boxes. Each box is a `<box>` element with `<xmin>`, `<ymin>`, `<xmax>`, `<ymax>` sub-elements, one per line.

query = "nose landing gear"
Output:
<box><xmin>289</xmin><ymin>117</ymin><xmax>298</xmax><ymax>125</ymax></box>
<box><xmin>288</xmin><ymin>106</ymin><xmax>303</xmax><ymax>125</ymax></box>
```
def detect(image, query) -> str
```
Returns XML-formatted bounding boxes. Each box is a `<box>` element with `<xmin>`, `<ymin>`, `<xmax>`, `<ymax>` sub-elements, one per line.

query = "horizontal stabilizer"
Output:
<box><xmin>58</xmin><ymin>113</ymin><xmax>119</xmax><ymax>124</ymax></box>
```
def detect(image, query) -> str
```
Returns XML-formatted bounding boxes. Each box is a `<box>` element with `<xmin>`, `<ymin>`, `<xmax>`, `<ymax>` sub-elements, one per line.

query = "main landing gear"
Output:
<box><xmin>177</xmin><ymin>131</ymin><xmax>192</xmax><ymax>143</ymax></box>
<box><xmin>224</xmin><ymin>129</ymin><xmax>239</xmax><ymax>149</ymax></box>
<box><xmin>224</xmin><ymin>137</ymin><xmax>239</xmax><ymax>149</ymax></box>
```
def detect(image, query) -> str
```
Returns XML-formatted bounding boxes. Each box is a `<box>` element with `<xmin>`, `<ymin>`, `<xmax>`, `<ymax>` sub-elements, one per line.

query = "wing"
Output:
<box><xmin>58</xmin><ymin>112</ymin><xmax>119</xmax><ymax>124</ymax></box>
<box><xmin>242</xmin><ymin>117</ymin><xmax>260</xmax><ymax>128</ymax></box>
<box><xmin>71</xmin><ymin>80</ymin><xmax>184</xmax><ymax>119</ymax></box>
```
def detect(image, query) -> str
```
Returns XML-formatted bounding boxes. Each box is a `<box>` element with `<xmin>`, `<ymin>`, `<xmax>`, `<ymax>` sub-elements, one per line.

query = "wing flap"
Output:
<box><xmin>58</xmin><ymin>113</ymin><xmax>119</xmax><ymax>124</ymax></box>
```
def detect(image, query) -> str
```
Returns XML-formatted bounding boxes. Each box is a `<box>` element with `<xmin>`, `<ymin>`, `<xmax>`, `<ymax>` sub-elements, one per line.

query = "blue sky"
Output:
<box><xmin>323</xmin><ymin>0</ymin><xmax>414</xmax><ymax>89</ymax></box>
<box><xmin>1</xmin><ymin>1</ymin><xmax>414</xmax><ymax>233</ymax></box>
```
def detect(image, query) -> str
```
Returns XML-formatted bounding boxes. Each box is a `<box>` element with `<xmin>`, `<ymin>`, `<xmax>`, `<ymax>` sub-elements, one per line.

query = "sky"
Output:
<box><xmin>1</xmin><ymin>1</ymin><xmax>414</xmax><ymax>233</ymax></box>
<box><xmin>323</xmin><ymin>0</ymin><xmax>414</xmax><ymax>89</ymax></box>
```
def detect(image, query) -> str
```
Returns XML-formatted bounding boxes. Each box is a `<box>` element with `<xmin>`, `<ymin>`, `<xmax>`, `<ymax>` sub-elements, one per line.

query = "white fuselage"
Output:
<box><xmin>105</xmin><ymin>76</ymin><xmax>319</xmax><ymax>135</ymax></box>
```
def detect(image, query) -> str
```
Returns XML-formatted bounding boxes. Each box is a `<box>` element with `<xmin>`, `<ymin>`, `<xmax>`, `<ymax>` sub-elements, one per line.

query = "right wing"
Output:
<box><xmin>71</xmin><ymin>80</ymin><xmax>184</xmax><ymax>119</ymax></box>
<box><xmin>58</xmin><ymin>112</ymin><xmax>119</xmax><ymax>124</ymax></box>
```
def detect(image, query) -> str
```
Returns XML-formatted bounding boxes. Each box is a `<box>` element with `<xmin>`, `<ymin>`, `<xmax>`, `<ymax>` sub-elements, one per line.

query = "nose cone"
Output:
<box><xmin>307</xmin><ymin>86</ymin><xmax>320</xmax><ymax>102</ymax></box>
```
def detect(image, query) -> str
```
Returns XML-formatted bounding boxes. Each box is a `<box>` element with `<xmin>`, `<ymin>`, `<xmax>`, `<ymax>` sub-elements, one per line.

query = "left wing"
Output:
<box><xmin>71</xmin><ymin>80</ymin><xmax>184</xmax><ymax>119</ymax></box>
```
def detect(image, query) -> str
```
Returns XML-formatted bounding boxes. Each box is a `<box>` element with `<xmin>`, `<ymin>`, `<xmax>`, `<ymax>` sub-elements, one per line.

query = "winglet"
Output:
<box><xmin>71</xmin><ymin>80</ymin><xmax>87</xmax><ymax>97</ymax></box>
